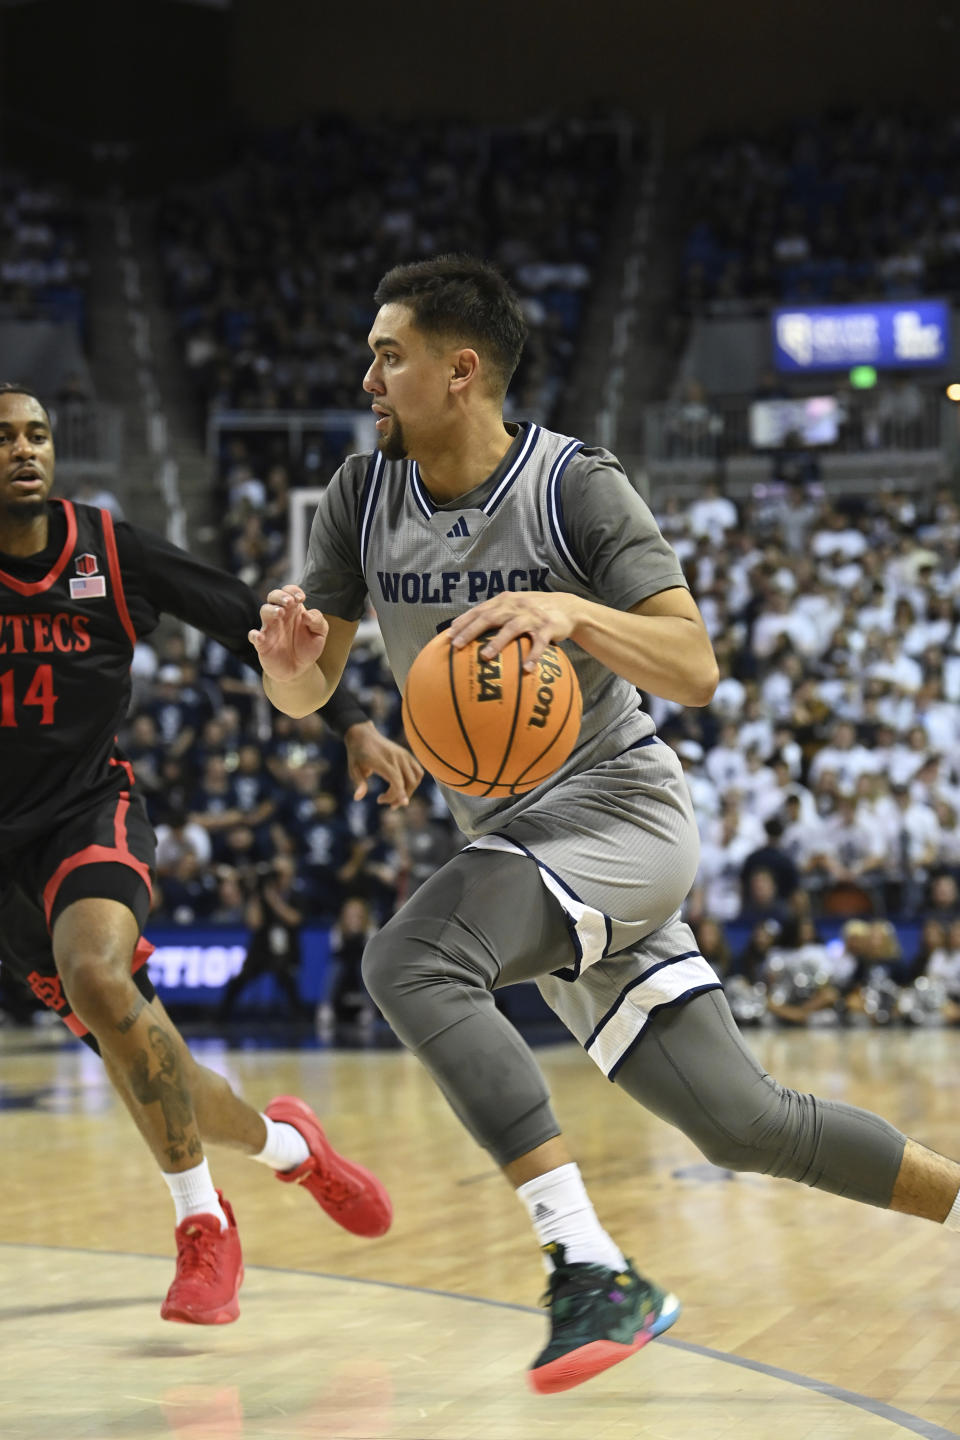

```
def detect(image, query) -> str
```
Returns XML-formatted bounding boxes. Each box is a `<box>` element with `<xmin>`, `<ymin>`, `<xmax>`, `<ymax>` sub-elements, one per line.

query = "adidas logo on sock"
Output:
<box><xmin>445</xmin><ymin>515</ymin><xmax>470</xmax><ymax>538</ymax></box>
<box><xmin>533</xmin><ymin>1202</ymin><xmax>553</xmax><ymax>1221</ymax></box>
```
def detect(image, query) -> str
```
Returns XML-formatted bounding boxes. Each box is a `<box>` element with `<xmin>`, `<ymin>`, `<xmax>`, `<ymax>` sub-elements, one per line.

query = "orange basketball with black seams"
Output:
<box><xmin>401</xmin><ymin>630</ymin><xmax>582</xmax><ymax>797</ymax></box>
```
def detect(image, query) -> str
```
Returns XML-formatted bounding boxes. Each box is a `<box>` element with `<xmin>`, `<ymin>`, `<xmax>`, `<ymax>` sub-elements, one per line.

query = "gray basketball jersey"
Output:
<box><xmin>302</xmin><ymin>421</ymin><xmax>722</xmax><ymax>1036</ymax></box>
<box><xmin>301</xmin><ymin>421</ymin><xmax>682</xmax><ymax>839</ymax></box>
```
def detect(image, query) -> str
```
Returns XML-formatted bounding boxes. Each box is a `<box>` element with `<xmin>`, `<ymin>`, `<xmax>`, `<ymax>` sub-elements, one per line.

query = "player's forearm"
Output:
<box><xmin>262</xmin><ymin>664</ymin><xmax>333</xmax><ymax>717</ymax></box>
<box><xmin>570</xmin><ymin>599</ymin><xmax>719</xmax><ymax>706</ymax></box>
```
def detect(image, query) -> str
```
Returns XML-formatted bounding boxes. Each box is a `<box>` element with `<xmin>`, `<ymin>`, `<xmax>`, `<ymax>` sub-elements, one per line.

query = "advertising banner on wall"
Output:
<box><xmin>772</xmin><ymin>300</ymin><xmax>951</xmax><ymax>373</ymax></box>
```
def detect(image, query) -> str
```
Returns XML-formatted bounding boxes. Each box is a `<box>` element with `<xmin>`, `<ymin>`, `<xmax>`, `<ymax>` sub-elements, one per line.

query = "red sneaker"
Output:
<box><xmin>265</xmin><ymin>1095</ymin><xmax>392</xmax><ymax>1238</ymax></box>
<box><xmin>160</xmin><ymin>1192</ymin><xmax>244</xmax><ymax>1325</ymax></box>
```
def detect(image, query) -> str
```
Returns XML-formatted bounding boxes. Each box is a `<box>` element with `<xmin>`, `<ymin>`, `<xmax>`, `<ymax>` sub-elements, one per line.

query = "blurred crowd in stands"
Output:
<box><xmin>680</xmin><ymin>107</ymin><xmax>960</xmax><ymax>316</ymax></box>
<box><xmin>157</xmin><ymin>111</ymin><xmax>630</xmax><ymax>452</ymax></box>
<box><xmin>659</xmin><ymin>476</ymin><xmax>960</xmax><ymax>1027</ymax></box>
<box><xmin>0</xmin><ymin>172</ymin><xmax>89</xmax><ymax>334</ymax></box>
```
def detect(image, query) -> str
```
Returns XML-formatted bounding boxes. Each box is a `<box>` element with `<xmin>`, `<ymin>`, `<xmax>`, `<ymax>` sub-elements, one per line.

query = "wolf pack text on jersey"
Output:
<box><xmin>375</xmin><ymin>566</ymin><xmax>550</xmax><ymax>606</ymax></box>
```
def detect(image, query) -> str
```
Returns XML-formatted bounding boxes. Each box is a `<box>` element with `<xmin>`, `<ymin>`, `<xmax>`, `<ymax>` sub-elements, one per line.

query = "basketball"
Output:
<box><xmin>401</xmin><ymin>631</ymin><xmax>582</xmax><ymax>797</ymax></box>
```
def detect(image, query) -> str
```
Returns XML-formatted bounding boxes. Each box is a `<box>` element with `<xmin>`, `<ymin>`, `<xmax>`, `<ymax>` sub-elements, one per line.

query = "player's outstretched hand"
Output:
<box><xmin>344</xmin><ymin>721</ymin><xmax>424</xmax><ymax>808</ymax></box>
<box><xmin>249</xmin><ymin>585</ymin><xmax>329</xmax><ymax>682</ymax></box>
<box><xmin>448</xmin><ymin>591</ymin><xmax>583</xmax><ymax>671</ymax></box>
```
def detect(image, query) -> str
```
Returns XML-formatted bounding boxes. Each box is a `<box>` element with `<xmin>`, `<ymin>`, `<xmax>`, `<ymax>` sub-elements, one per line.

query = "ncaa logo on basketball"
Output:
<box><xmin>476</xmin><ymin>648</ymin><xmax>502</xmax><ymax>702</ymax></box>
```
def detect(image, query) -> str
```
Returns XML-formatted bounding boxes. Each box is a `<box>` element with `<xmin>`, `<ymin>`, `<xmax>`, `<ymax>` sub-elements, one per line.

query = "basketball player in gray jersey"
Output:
<box><xmin>251</xmin><ymin>256</ymin><xmax>960</xmax><ymax>1395</ymax></box>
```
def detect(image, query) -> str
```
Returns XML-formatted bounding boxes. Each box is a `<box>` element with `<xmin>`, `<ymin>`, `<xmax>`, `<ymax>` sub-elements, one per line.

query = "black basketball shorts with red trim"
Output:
<box><xmin>0</xmin><ymin>788</ymin><xmax>158</xmax><ymax>1052</ymax></box>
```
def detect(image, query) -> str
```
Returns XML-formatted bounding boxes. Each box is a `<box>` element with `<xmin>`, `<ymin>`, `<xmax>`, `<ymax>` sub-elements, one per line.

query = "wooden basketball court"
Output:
<box><xmin>1</xmin><ymin>1024</ymin><xmax>958</xmax><ymax>1438</ymax></box>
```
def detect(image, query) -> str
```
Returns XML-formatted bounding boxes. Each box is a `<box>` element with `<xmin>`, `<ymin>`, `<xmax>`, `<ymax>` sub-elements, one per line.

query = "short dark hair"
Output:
<box><xmin>373</xmin><ymin>254</ymin><xmax>527</xmax><ymax>397</ymax></box>
<box><xmin>0</xmin><ymin>383</ymin><xmax>50</xmax><ymax>422</ymax></box>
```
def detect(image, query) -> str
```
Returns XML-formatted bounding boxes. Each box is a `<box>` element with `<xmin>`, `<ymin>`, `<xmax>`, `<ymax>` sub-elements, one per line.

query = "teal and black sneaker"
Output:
<box><xmin>528</xmin><ymin>1242</ymin><xmax>680</xmax><ymax>1394</ymax></box>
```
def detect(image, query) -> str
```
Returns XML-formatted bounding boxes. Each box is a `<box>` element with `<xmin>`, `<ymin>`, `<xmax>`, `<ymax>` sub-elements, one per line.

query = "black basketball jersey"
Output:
<box><xmin>0</xmin><ymin>497</ymin><xmax>373</xmax><ymax>858</ymax></box>
<box><xmin>0</xmin><ymin>499</ymin><xmax>141</xmax><ymax>852</ymax></box>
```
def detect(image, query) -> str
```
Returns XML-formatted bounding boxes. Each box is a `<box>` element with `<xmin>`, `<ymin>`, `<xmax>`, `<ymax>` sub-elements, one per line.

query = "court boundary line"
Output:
<box><xmin>0</xmin><ymin>1241</ymin><xmax>955</xmax><ymax>1438</ymax></box>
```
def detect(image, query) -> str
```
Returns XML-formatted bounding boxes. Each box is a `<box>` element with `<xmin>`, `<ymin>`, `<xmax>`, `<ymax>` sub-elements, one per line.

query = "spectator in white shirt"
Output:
<box><xmin>933</xmin><ymin>799</ymin><xmax>960</xmax><ymax>873</ymax></box>
<box><xmin>672</xmin><ymin>740</ymin><xmax>720</xmax><ymax>828</ymax></box>
<box><xmin>808</xmin><ymin>720</ymin><xmax>879</xmax><ymax>792</ymax></box>
<box><xmin>738</xmin><ymin>694</ymin><xmax>775</xmax><ymax>760</ymax></box>
<box><xmin>704</xmin><ymin>791</ymin><xmax>767</xmax><ymax>855</ymax></box>
<box><xmin>156</xmin><ymin>810</ymin><xmax>214</xmax><ymax>874</ymax></box>
<box><xmin>780</xmin><ymin>792</ymin><xmax>830</xmax><ymax>871</ymax></box>
<box><xmin>760</xmin><ymin>652</ymin><xmax>804</xmax><ymax>722</ymax></box>
<box><xmin>854</xmin><ymin>770</ymin><xmax>899</xmax><ymax>835</ymax></box>
<box><xmin>888</xmin><ymin>724</ymin><xmax>936</xmax><ymax>788</ymax></box>
<box><xmin>875</xmin><ymin>783</ymin><xmax>941</xmax><ymax>915</ymax></box>
<box><xmin>739</xmin><ymin>745</ymin><xmax>782</xmax><ymax>820</ymax></box>
<box><xmin>705</xmin><ymin>721</ymin><xmax>748</xmax><ymax>792</ymax></box>
<box><xmin>688</xmin><ymin>474</ymin><xmax>739</xmax><ymax>540</ymax></box>
<box><xmin>867</xmin><ymin>634</ymin><xmax>924</xmax><ymax>694</ymax></box>
<box><xmin>914</xmin><ymin>677</ymin><xmax>959</xmax><ymax>758</ymax></box>
<box><xmin>810</xmin><ymin>509</ymin><xmax>869</xmax><ymax>562</ymax></box>
<box><xmin>710</xmin><ymin>652</ymin><xmax>747</xmax><ymax>719</ymax></box>
<box><xmin>691</xmin><ymin>810</ymin><xmax>755</xmax><ymax>923</ymax></box>
<box><xmin>752</xmin><ymin>588</ymin><xmax>821</xmax><ymax>660</ymax></box>
<box><xmin>902</xmin><ymin>594</ymin><xmax>953</xmax><ymax>657</ymax></box>
<box><xmin>857</xmin><ymin>580</ymin><xmax>895</xmax><ymax>636</ymax></box>
<box><xmin>822</xmin><ymin>793</ymin><xmax>887</xmax><ymax>895</ymax></box>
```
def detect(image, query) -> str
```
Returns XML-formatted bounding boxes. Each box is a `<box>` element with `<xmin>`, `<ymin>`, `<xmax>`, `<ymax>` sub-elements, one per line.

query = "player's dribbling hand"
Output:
<box><xmin>248</xmin><ymin>584</ymin><xmax>329</xmax><ymax>681</ymax></box>
<box><xmin>448</xmin><ymin>592</ymin><xmax>583</xmax><ymax>671</ymax></box>
<box><xmin>344</xmin><ymin>721</ymin><xmax>424</xmax><ymax>808</ymax></box>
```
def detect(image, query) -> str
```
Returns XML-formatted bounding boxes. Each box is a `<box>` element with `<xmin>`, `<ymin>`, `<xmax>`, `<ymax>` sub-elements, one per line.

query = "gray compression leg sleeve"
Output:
<box><xmin>615</xmin><ymin>990</ymin><xmax>906</xmax><ymax>1207</ymax></box>
<box><xmin>361</xmin><ymin>849</ymin><xmax>575</xmax><ymax>1166</ymax></box>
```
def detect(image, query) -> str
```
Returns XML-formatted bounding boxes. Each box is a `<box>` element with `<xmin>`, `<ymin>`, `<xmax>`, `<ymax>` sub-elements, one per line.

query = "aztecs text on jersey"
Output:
<box><xmin>0</xmin><ymin>500</ymin><xmax>139</xmax><ymax>852</ymax></box>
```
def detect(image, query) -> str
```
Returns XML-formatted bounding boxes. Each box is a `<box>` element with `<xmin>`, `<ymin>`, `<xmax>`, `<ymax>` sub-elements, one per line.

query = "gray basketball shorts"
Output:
<box><xmin>466</xmin><ymin>737</ymin><xmax>722</xmax><ymax>1078</ymax></box>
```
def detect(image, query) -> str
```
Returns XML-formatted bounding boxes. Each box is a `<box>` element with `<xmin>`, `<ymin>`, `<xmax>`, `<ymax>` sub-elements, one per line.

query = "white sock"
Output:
<box><xmin>162</xmin><ymin>1157</ymin><xmax>228</xmax><ymax>1231</ymax></box>
<box><xmin>943</xmin><ymin>1190</ymin><xmax>960</xmax><ymax>1231</ymax></box>
<box><xmin>251</xmin><ymin>1114</ymin><xmax>310</xmax><ymax>1172</ymax></box>
<box><xmin>517</xmin><ymin>1162</ymin><xmax>627</xmax><ymax>1273</ymax></box>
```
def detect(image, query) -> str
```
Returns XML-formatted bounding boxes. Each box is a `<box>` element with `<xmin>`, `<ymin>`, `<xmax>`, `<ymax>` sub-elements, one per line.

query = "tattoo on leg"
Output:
<box><xmin>116</xmin><ymin>995</ymin><xmax>146</xmax><ymax>1034</ymax></box>
<box><xmin>127</xmin><ymin>1024</ymin><xmax>198</xmax><ymax>1163</ymax></box>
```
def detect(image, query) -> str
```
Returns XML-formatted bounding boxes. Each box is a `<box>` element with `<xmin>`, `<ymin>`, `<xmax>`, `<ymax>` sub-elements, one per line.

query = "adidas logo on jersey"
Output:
<box><xmin>532</xmin><ymin>1202</ymin><xmax>553</xmax><ymax>1221</ymax></box>
<box><xmin>445</xmin><ymin>516</ymin><xmax>470</xmax><ymax>539</ymax></box>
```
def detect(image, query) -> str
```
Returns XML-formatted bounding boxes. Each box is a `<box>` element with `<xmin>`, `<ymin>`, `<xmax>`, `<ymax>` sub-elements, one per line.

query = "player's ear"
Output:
<box><xmin>449</xmin><ymin>348</ymin><xmax>480</xmax><ymax>394</ymax></box>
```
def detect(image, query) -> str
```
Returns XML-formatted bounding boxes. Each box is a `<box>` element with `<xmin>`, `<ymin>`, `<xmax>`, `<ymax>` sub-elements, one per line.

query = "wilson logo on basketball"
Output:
<box><xmin>528</xmin><ymin>649</ymin><xmax>563</xmax><ymax>729</ymax></box>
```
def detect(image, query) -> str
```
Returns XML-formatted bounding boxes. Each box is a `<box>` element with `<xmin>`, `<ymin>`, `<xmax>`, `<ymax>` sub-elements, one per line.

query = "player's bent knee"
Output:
<box><xmin>667</xmin><ymin>1072</ymin><xmax>797</xmax><ymax>1174</ymax></box>
<box><xmin>693</xmin><ymin>1129</ymin><xmax>768</xmax><ymax>1173</ymax></box>
<box><xmin>362</xmin><ymin>916</ymin><xmax>493</xmax><ymax>1017</ymax></box>
<box><xmin>686</xmin><ymin>1084</ymin><xmax>815</xmax><ymax>1178</ymax></box>
<box><xmin>56</xmin><ymin>948</ymin><xmax>141</xmax><ymax>1025</ymax></box>
<box><xmin>360</xmin><ymin>927</ymin><xmax>436</xmax><ymax>1017</ymax></box>
<box><xmin>359</xmin><ymin>928</ymin><xmax>400</xmax><ymax>1013</ymax></box>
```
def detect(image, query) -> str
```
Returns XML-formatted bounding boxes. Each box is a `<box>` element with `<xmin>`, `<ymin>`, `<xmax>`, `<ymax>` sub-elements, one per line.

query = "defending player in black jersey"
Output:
<box><xmin>0</xmin><ymin>383</ymin><xmax>422</xmax><ymax>1326</ymax></box>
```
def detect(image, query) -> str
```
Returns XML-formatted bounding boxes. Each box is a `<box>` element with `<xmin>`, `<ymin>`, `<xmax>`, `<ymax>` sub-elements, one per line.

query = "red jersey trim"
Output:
<box><xmin>101</xmin><ymin>508</ymin><xmax>137</xmax><ymax>651</ymax></box>
<box><xmin>0</xmin><ymin>498</ymin><xmax>78</xmax><ymax>596</ymax></box>
<box><xmin>110</xmin><ymin>752</ymin><xmax>136</xmax><ymax>788</ymax></box>
<box><xmin>42</xmin><ymin>792</ymin><xmax>153</xmax><ymax>923</ymax></box>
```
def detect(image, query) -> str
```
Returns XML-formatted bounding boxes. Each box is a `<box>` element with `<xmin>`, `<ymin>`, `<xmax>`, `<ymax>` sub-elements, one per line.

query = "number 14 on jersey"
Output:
<box><xmin>0</xmin><ymin>665</ymin><xmax>58</xmax><ymax>726</ymax></box>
